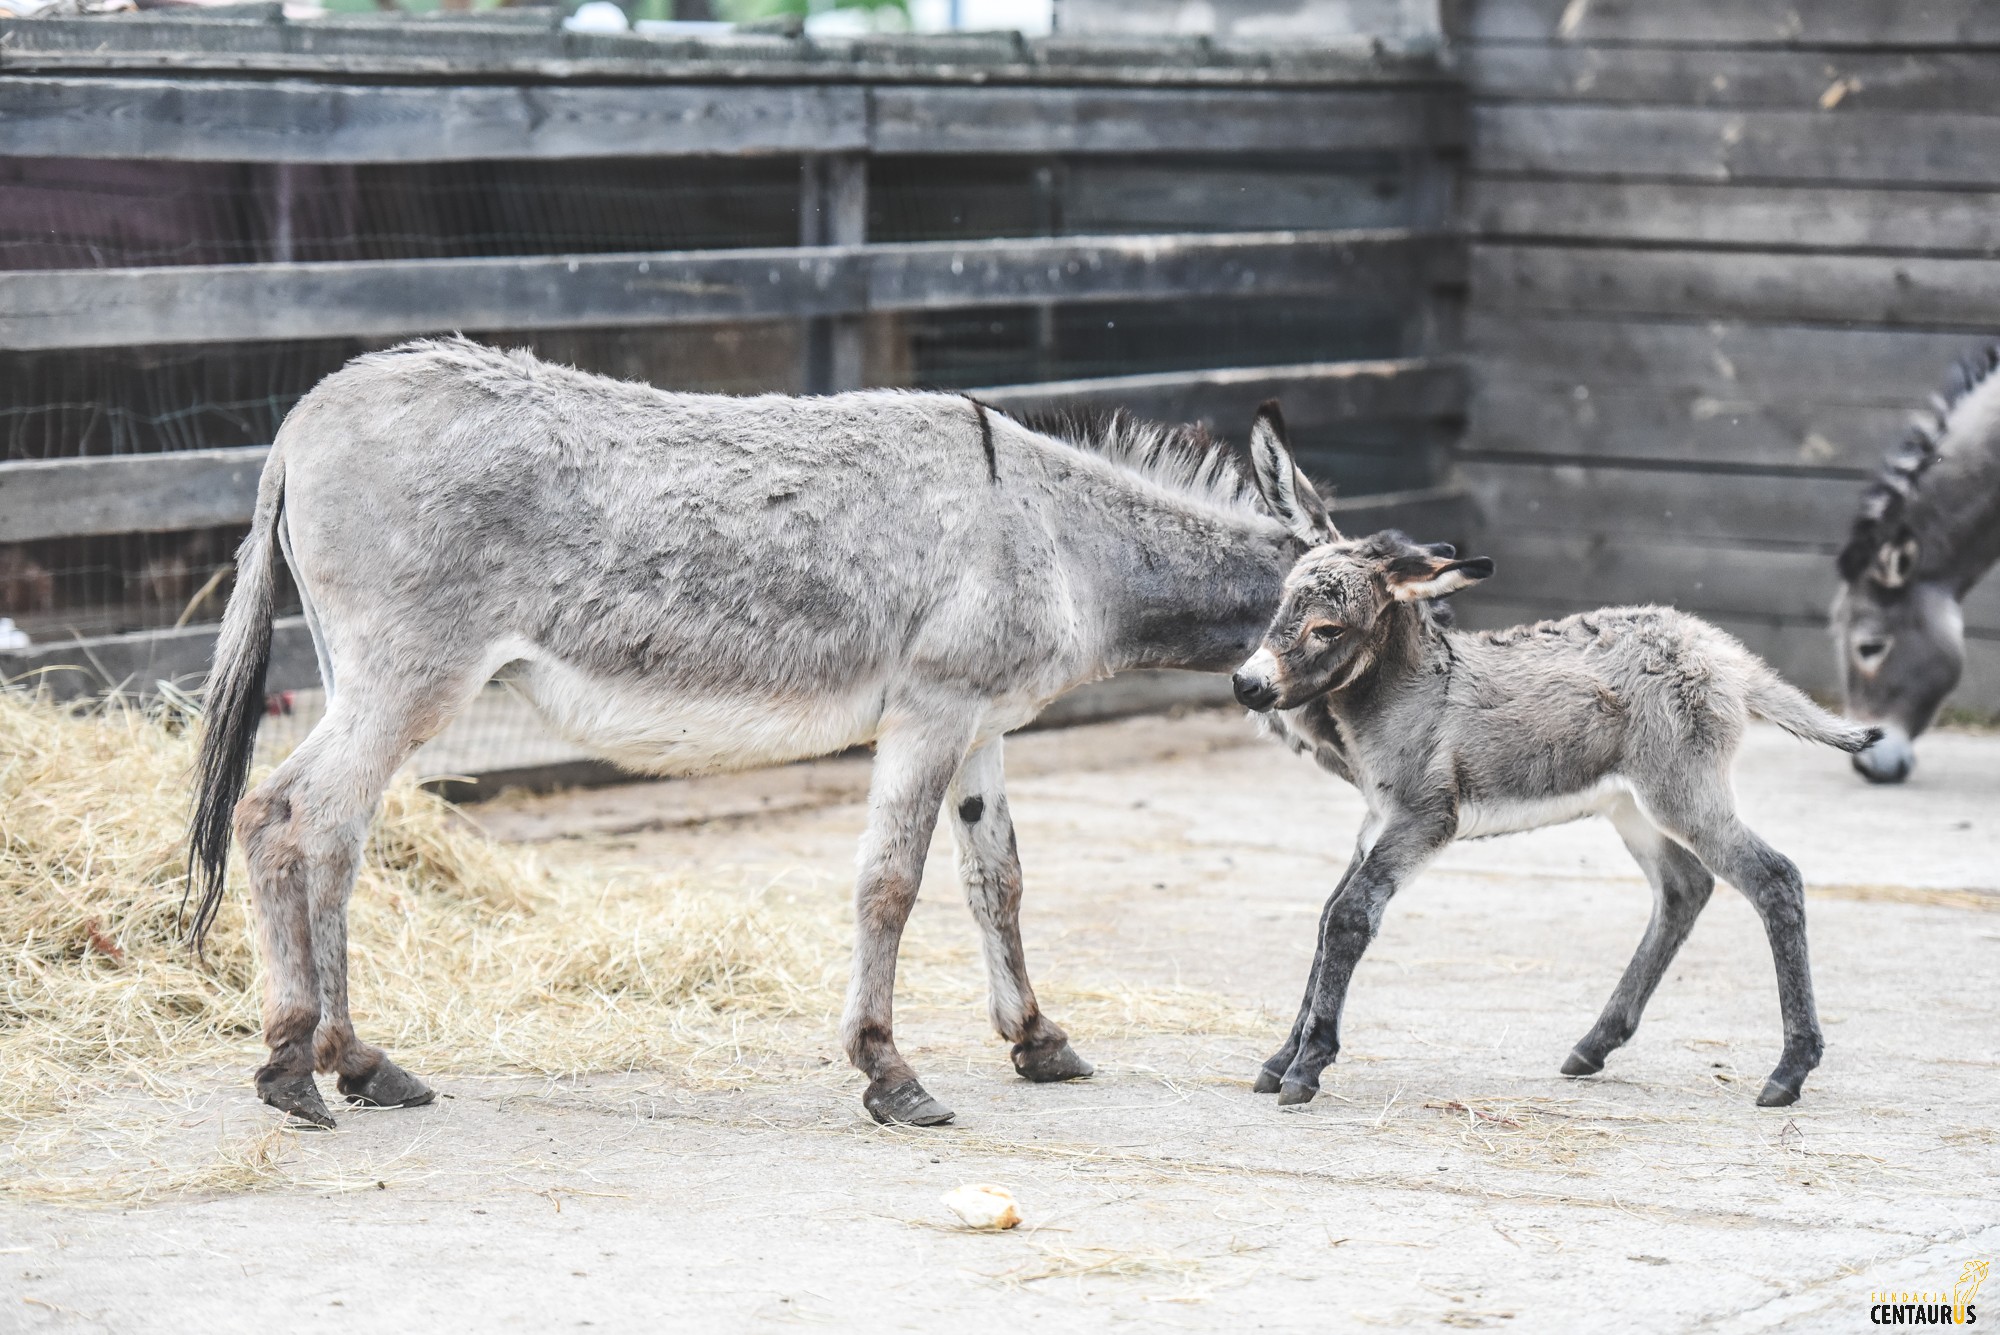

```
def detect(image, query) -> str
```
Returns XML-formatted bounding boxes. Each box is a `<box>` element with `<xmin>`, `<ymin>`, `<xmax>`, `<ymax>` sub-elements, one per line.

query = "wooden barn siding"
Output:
<box><xmin>1452</xmin><ymin>0</ymin><xmax>2000</xmax><ymax>711</ymax></box>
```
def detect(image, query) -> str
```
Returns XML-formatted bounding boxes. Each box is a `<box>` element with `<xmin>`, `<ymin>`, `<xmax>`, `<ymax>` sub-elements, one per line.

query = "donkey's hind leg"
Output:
<box><xmin>948</xmin><ymin>740</ymin><xmax>1091</xmax><ymax>1085</ymax></box>
<box><xmin>1639</xmin><ymin>783</ymin><xmax>1823</xmax><ymax>1107</ymax></box>
<box><xmin>237</xmin><ymin>673</ymin><xmax>471</xmax><ymax>1126</ymax></box>
<box><xmin>1563</xmin><ymin>796</ymin><xmax>1716</xmax><ymax>1079</ymax></box>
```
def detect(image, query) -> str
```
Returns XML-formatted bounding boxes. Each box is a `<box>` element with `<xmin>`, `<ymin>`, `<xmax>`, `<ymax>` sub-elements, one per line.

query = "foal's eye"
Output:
<box><xmin>1855</xmin><ymin>638</ymin><xmax>1890</xmax><ymax>666</ymax></box>
<box><xmin>1310</xmin><ymin>624</ymin><xmax>1344</xmax><ymax>643</ymax></box>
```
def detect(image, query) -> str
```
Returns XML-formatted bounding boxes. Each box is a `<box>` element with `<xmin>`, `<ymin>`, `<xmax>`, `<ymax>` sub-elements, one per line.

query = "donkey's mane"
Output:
<box><xmin>1839</xmin><ymin>342</ymin><xmax>2000</xmax><ymax>581</ymax></box>
<box><xmin>1018</xmin><ymin>406</ymin><xmax>1265</xmax><ymax>520</ymax></box>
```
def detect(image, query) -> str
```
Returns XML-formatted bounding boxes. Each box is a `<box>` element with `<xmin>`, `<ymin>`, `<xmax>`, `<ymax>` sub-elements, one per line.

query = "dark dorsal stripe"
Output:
<box><xmin>964</xmin><ymin>395</ymin><xmax>999</xmax><ymax>483</ymax></box>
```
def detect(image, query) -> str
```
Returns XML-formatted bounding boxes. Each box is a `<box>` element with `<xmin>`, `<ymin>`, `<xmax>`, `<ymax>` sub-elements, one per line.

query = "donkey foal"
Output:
<box><xmin>1231</xmin><ymin>532</ymin><xmax>1879</xmax><ymax>1109</ymax></box>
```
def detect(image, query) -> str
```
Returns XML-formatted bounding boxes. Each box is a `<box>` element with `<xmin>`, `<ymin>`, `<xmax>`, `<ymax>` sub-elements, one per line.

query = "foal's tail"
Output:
<box><xmin>183</xmin><ymin>447</ymin><xmax>287</xmax><ymax>955</ymax></box>
<box><xmin>1745</xmin><ymin>667</ymin><xmax>1880</xmax><ymax>754</ymax></box>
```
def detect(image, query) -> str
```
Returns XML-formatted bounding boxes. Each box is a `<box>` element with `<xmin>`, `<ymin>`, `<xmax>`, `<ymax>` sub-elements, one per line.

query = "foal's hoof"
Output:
<box><xmin>1011</xmin><ymin>1037</ymin><xmax>1094</xmax><ymax>1083</ymax></box>
<box><xmin>865</xmin><ymin>1078</ymin><xmax>955</xmax><ymax>1127</ymax></box>
<box><xmin>339</xmin><ymin>1058</ymin><xmax>436</xmax><ymax>1109</ymax></box>
<box><xmin>257</xmin><ymin>1071</ymin><xmax>335</xmax><ymax>1129</ymax></box>
<box><xmin>1252</xmin><ymin>1069</ymin><xmax>1283</xmax><ymax>1095</ymax></box>
<box><xmin>1756</xmin><ymin>1077</ymin><xmax>1803</xmax><ymax>1108</ymax></box>
<box><xmin>1560</xmin><ymin>1048</ymin><xmax>1605</xmax><ymax>1078</ymax></box>
<box><xmin>1276</xmin><ymin>1080</ymin><xmax>1318</xmax><ymax>1107</ymax></box>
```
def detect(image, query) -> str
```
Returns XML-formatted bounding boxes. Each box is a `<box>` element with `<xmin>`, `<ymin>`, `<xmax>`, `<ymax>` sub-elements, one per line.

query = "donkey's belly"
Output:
<box><xmin>516</xmin><ymin>656</ymin><xmax>884</xmax><ymax>778</ymax></box>
<box><xmin>1455</xmin><ymin>775</ymin><xmax>1631</xmax><ymax>840</ymax></box>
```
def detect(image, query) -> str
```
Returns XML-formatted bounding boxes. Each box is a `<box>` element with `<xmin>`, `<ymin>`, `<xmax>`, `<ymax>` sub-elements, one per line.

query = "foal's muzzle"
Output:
<box><xmin>1232</xmin><ymin>670</ymin><xmax>1279</xmax><ymax>712</ymax></box>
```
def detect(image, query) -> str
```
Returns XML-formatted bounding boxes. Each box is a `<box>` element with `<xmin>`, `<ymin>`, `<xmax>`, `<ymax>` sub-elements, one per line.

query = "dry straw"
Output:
<box><xmin>1</xmin><ymin>689</ymin><xmax>1265</xmax><ymax>1198</ymax></box>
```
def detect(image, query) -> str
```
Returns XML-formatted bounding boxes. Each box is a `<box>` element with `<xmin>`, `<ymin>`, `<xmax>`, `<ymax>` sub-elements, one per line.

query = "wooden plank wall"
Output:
<box><xmin>1452</xmin><ymin>0</ymin><xmax>2000</xmax><ymax>711</ymax></box>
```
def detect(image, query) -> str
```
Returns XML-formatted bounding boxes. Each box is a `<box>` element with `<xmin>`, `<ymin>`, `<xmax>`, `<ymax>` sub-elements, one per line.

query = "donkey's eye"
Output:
<box><xmin>1310</xmin><ymin>624</ymin><xmax>1345</xmax><ymax>643</ymax></box>
<box><xmin>1855</xmin><ymin>638</ymin><xmax>1890</xmax><ymax>666</ymax></box>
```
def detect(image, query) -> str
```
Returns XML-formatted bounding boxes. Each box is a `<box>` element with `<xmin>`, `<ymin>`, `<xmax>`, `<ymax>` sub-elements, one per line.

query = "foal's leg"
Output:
<box><xmin>1276</xmin><ymin>815</ymin><xmax>1450</xmax><ymax>1106</ymax></box>
<box><xmin>1642</xmin><ymin>783</ymin><xmax>1824</xmax><ymax>1107</ymax></box>
<box><xmin>842</xmin><ymin>709</ymin><xmax>977</xmax><ymax>1126</ymax></box>
<box><xmin>1562</xmin><ymin>796</ymin><xmax>1716</xmax><ymax>1078</ymax></box>
<box><xmin>948</xmin><ymin>739</ymin><xmax>1092</xmax><ymax>1083</ymax></box>
<box><xmin>1253</xmin><ymin>847</ymin><xmax>1362</xmax><ymax>1094</ymax></box>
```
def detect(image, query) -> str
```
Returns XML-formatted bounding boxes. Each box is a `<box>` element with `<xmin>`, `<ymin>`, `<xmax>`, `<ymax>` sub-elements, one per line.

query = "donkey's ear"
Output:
<box><xmin>1247</xmin><ymin>399</ymin><xmax>1336</xmax><ymax>542</ymax></box>
<box><xmin>1871</xmin><ymin>533</ymin><xmax>1920</xmax><ymax>589</ymax></box>
<box><xmin>1385</xmin><ymin>554</ymin><xmax>1495</xmax><ymax>602</ymax></box>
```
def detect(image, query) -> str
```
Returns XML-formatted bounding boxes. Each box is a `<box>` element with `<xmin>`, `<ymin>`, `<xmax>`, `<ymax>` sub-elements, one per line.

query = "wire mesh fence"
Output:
<box><xmin>2</xmin><ymin>146</ymin><xmax>1445</xmax><ymax>785</ymax></box>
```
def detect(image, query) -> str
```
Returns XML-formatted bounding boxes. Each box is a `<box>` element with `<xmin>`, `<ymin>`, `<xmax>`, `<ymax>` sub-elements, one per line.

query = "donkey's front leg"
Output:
<box><xmin>842</xmin><ymin>711</ymin><xmax>976</xmax><ymax>1126</ymax></box>
<box><xmin>1254</xmin><ymin>848</ymin><xmax>1363</xmax><ymax>1093</ymax></box>
<box><xmin>948</xmin><ymin>739</ymin><xmax>1092</xmax><ymax>1084</ymax></box>
<box><xmin>1278</xmin><ymin>815</ymin><xmax>1450</xmax><ymax>1106</ymax></box>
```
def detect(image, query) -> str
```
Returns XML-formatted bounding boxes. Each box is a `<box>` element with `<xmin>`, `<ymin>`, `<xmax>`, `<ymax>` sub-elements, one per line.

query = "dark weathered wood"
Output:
<box><xmin>0</xmin><ymin>447</ymin><xmax>270</xmax><ymax>543</ymax></box>
<box><xmin>0</xmin><ymin>230</ymin><xmax>1453</xmax><ymax>351</ymax></box>
<box><xmin>1476</xmin><ymin>104</ymin><xmax>2000</xmax><ymax>188</ymax></box>
<box><xmin>1467</xmin><ymin>178</ymin><xmax>2000</xmax><ymax>255</ymax></box>
<box><xmin>0</xmin><ymin>75</ymin><xmax>1457</xmax><ymax>163</ymax></box>
<box><xmin>1476</xmin><ymin>529</ymin><xmax>2000</xmax><ymax>633</ymax></box>
<box><xmin>1464</xmin><ymin>313</ymin><xmax>1984</xmax><ymax>404</ymax></box>
<box><xmin>1064</xmin><ymin>158</ymin><xmax>1422</xmax><ymax>234</ymax></box>
<box><xmin>1466</xmin><ymin>458</ymin><xmax>1860</xmax><ymax>547</ymax></box>
<box><xmin>0</xmin><ymin>18</ymin><xmax>1445</xmax><ymax>87</ymax></box>
<box><xmin>1460</xmin><ymin>0</ymin><xmax>2000</xmax><ymax>47</ymax></box>
<box><xmin>1465</xmin><ymin>45</ymin><xmax>2000</xmax><ymax>113</ymax></box>
<box><xmin>977</xmin><ymin>358</ymin><xmax>1467</xmax><ymax>430</ymax></box>
<box><xmin>1474</xmin><ymin>244</ymin><xmax>2000</xmax><ymax>330</ymax></box>
<box><xmin>1468</xmin><ymin>377</ymin><xmax>1907</xmax><ymax>471</ymax></box>
<box><xmin>0</xmin><ymin>76</ymin><xmax>866</xmax><ymax>163</ymax></box>
<box><xmin>0</xmin><ymin>616</ymin><xmax>318</xmax><ymax>701</ymax></box>
<box><xmin>0</xmin><ymin>362</ymin><xmax>1457</xmax><ymax>542</ymax></box>
<box><xmin>870</xmin><ymin>86</ymin><xmax>1464</xmax><ymax>155</ymax></box>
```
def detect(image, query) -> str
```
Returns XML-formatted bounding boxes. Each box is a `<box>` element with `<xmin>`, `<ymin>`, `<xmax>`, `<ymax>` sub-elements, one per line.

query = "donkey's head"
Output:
<box><xmin>1831</xmin><ymin>533</ymin><xmax>1963</xmax><ymax>783</ymax></box>
<box><xmin>1231</xmin><ymin>530</ymin><xmax>1492</xmax><ymax>712</ymax></box>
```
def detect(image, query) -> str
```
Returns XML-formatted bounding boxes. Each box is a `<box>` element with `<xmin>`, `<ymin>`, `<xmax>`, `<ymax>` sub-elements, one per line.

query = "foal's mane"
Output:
<box><xmin>1839</xmin><ymin>342</ymin><xmax>2000</xmax><ymax>581</ymax></box>
<box><xmin>1017</xmin><ymin>406</ymin><xmax>1266</xmax><ymax>520</ymax></box>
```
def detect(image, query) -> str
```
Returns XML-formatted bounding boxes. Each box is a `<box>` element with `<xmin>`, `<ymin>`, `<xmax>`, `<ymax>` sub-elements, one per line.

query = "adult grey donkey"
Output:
<box><xmin>1833</xmin><ymin>344</ymin><xmax>2000</xmax><ymax>784</ymax></box>
<box><xmin>185</xmin><ymin>337</ymin><xmax>1336</xmax><ymax>1130</ymax></box>
<box><xmin>1230</xmin><ymin>531</ymin><xmax>1879</xmax><ymax>1110</ymax></box>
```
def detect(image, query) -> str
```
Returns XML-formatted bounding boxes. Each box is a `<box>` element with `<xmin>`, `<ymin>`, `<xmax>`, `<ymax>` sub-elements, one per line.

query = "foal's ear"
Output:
<box><xmin>1384</xmin><ymin>552</ymin><xmax>1495</xmax><ymax>602</ymax></box>
<box><xmin>1247</xmin><ymin>400</ymin><xmax>1336</xmax><ymax>543</ymax></box>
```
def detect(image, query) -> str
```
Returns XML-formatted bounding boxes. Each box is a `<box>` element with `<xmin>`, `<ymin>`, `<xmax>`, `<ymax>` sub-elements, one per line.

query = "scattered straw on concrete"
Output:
<box><xmin>1</xmin><ymin>690</ymin><xmax>1265</xmax><ymax>1201</ymax></box>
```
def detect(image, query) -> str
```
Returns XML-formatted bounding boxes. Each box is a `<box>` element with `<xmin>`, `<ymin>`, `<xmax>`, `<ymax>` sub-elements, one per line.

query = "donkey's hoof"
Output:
<box><xmin>339</xmin><ymin>1058</ymin><xmax>436</xmax><ymax>1109</ymax></box>
<box><xmin>1560</xmin><ymin>1049</ymin><xmax>1605</xmax><ymax>1077</ymax></box>
<box><xmin>1276</xmin><ymin>1080</ymin><xmax>1318</xmax><ymax>1107</ymax></box>
<box><xmin>1011</xmin><ymin>1038</ymin><xmax>1094</xmax><ymax>1083</ymax></box>
<box><xmin>1252</xmin><ymin>1069</ymin><xmax>1283</xmax><ymax>1094</ymax></box>
<box><xmin>257</xmin><ymin>1071</ymin><xmax>335</xmax><ymax>1129</ymax></box>
<box><xmin>865</xmin><ymin>1078</ymin><xmax>955</xmax><ymax>1127</ymax></box>
<box><xmin>1756</xmin><ymin>1077</ymin><xmax>1803</xmax><ymax>1108</ymax></box>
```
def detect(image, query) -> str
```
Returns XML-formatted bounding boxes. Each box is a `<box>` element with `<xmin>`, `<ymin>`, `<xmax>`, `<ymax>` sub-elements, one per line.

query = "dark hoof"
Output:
<box><xmin>864</xmin><ymin>1077</ymin><xmax>955</xmax><ymax>1127</ymax></box>
<box><xmin>1561</xmin><ymin>1048</ymin><xmax>1605</xmax><ymax>1077</ymax></box>
<box><xmin>1276</xmin><ymin>1080</ymin><xmax>1318</xmax><ymax>1107</ymax></box>
<box><xmin>257</xmin><ymin>1070</ymin><xmax>335</xmax><ymax>1129</ymax></box>
<box><xmin>1756</xmin><ymin>1078</ymin><xmax>1803</xmax><ymax>1108</ymax></box>
<box><xmin>338</xmin><ymin>1058</ymin><xmax>436</xmax><ymax>1109</ymax></box>
<box><xmin>1011</xmin><ymin>1038</ymin><xmax>1094</xmax><ymax>1083</ymax></box>
<box><xmin>1252</xmin><ymin>1069</ymin><xmax>1283</xmax><ymax>1095</ymax></box>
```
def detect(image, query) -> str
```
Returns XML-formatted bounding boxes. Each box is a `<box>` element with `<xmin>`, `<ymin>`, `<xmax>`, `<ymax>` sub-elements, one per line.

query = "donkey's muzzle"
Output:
<box><xmin>1851</xmin><ymin>727</ymin><xmax>1915</xmax><ymax>784</ymax></box>
<box><xmin>1233</xmin><ymin>671</ymin><xmax>1279</xmax><ymax>712</ymax></box>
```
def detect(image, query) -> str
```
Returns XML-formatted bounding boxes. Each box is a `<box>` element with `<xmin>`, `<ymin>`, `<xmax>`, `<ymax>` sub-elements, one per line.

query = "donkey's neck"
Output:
<box><xmin>1911</xmin><ymin>369</ymin><xmax>2000</xmax><ymax>594</ymax></box>
<box><xmin>1324</xmin><ymin>609</ymin><xmax>1443</xmax><ymax>743</ymax></box>
<box><xmin>1063</xmin><ymin>501</ymin><xmax>1293</xmax><ymax>676</ymax></box>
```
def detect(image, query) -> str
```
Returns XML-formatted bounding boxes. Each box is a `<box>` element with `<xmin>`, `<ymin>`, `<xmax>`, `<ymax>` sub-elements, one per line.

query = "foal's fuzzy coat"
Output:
<box><xmin>1232</xmin><ymin>532</ymin><xmax>1878</xmax><ymax>1108</ymax></box>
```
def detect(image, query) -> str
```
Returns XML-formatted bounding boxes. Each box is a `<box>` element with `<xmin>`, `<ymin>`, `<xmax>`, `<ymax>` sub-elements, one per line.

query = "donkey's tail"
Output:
<box><xmin>183</xmin><ymin>446</ymin><xmax>287</xmax><ymax>955</ymax></box>
<box><xmin>1745</xmin><ymin>667</ymin><xmax>1880</xmax><ymax>754</ymax></box>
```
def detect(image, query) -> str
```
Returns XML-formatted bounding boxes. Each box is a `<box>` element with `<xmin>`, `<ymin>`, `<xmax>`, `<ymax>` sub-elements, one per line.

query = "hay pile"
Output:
<box><xmin>0</xmin><ymin>690</ymin><xmax>836</xmax><ymax>1130</ymax></box>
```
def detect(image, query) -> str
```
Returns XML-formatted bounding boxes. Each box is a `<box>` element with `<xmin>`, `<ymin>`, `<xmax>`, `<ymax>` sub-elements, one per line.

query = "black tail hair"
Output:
<box><xmin>182</xmin><ymin>485</ymin><xmax>283</xmax><ymax>956</ymax></box>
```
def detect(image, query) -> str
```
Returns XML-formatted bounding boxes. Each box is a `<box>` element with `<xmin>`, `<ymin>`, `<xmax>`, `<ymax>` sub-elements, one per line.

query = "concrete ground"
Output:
<box><xmin>7</xmin><ymin>710</ymin><xmax>1998</xmax><ymax>1332</ymax></box>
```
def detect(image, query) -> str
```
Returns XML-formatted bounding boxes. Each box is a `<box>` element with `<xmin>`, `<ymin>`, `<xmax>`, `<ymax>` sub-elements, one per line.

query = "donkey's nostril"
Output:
<box><xmin>1233</xmin><ymin>672</ymin><xmax>1278</xmax><ymax>711</ymax></box>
